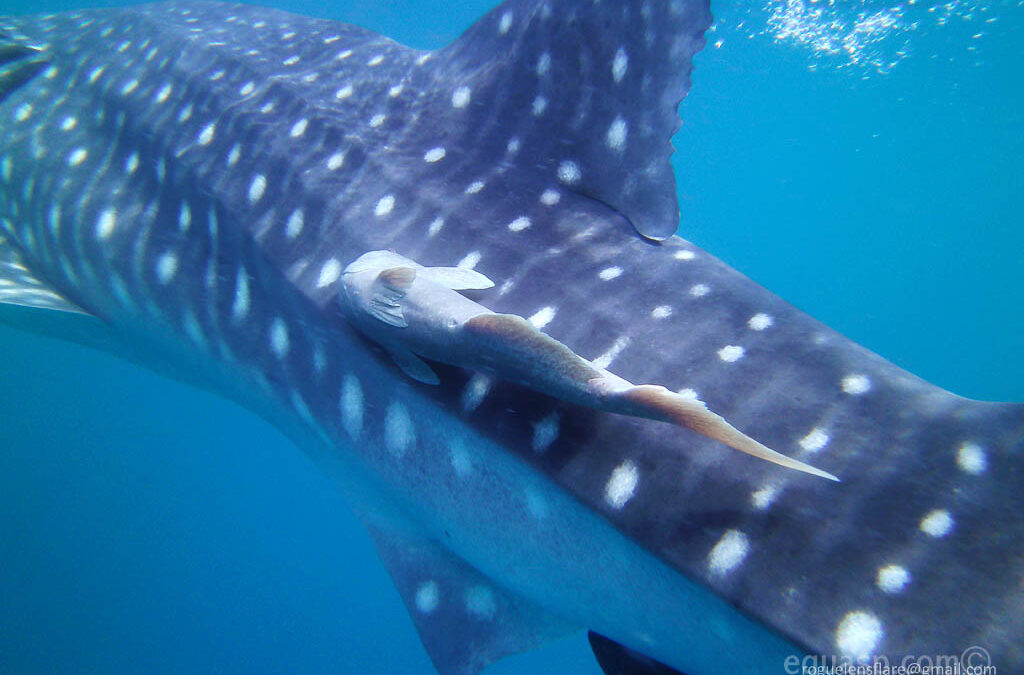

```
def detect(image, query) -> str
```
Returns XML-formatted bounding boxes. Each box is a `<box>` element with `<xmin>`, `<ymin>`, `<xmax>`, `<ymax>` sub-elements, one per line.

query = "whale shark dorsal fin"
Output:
<box><xmin>387</xmin><ymin>345</ymin><xmax>440</xmax><ymax>386</ymax></box>
<box><xmin>419</xmin><ymin>267</ymin><xmax>495</xmax><ymax>291</ymax></box>
<box><xmin>369</xmin><ymin>266</ymin><xmax>416</xmax><ymax>328</ymax></box>
<box><xmin>428</xmin><ymin>0</ymin><xmax>713</xmax><ymax>240</ymax></box>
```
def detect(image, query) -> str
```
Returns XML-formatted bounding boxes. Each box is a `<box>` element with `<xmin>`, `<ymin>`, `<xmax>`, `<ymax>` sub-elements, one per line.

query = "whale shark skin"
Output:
<box><xmin>1</xmin><ymin>1</ymin><xmax>1023</xmax><ymax>674</ymax></box>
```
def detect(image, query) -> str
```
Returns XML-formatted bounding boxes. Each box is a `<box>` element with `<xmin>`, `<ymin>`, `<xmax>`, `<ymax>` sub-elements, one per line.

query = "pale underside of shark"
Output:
<box><xmin>1</xmin><ymin>2</ymin><xmax>1022</xmax><ymax>675</ymax></box>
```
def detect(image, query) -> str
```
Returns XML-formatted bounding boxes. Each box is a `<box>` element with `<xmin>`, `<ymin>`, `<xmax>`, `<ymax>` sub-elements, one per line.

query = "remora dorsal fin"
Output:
<box><xmin>430</xmin><ymin>0</ymin><xmax>713</xmax><ymax>239</ymax></box>
<box><xmin>419</xmin><ymin>267</ymin><xmax>494</xmax><ymax>291</ymax></box>
<box><xmin>369</xmin><ymin>266</ymin><xmax>416</xmax><ymax>328</ymax></box>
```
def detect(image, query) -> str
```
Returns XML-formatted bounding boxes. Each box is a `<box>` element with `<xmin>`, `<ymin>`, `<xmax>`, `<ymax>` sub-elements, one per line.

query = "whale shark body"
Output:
<box><xmin>1</xmin><ymin>1</ymin><xmax>1022</xmax><ymax>673</ymax></box>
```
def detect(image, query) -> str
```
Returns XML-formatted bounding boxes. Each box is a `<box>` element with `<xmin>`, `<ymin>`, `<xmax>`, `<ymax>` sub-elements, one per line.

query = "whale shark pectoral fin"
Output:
<box><xmin>387</xmin><ymin>345</ymin><xmax>440</xmax><ymax>386</ymax></box>
<box><xmin>419</xmin><ymin>266</ymin><xmax>495</xmax><ymax>291</ymax></box>
<box><xmin>619</xmin><ymin>384</ymin><xmax>840</xmax><ymax>481</ymax></box>
<box><xmin>0</xmin><ymin>37</ymin><xmax>49</xmax><ymax>105</ymax></box>
<box><xmin>368</xmin><ymin>266</ymin><xmax>416</xmax><ymax>328</ymax></box>
<box><xmin>588</xmin><ymin>631</ymin><xmax>688</xmax><ymax>675</ymax></box>
<box><xmin>358</xmin><ymin>512</ymin><xmax>577</xmax><ymax>675</ymax></box>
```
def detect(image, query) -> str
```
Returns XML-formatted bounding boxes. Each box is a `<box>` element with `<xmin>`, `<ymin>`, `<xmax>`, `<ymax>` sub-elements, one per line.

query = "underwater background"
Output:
<box><xmin>1</xmin><ymin>0</ymin><xmax>1021</xmax><ymax>673</ymax></box>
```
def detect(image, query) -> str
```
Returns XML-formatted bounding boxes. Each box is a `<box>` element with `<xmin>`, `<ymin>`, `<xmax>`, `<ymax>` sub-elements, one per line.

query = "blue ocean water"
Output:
<box><xmin>0</xmin><ymin>1</ymin><xmax>1021</xmax><ymax>674</ymax></box>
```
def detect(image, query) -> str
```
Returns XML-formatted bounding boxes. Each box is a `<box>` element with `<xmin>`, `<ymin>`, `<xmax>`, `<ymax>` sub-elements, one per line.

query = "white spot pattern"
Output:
<box><xmin>612</xmin><ymin>48</ymin><xmax>629</xmax><ymax>82</ymax></box>
<box><xmin>605</xmin><ymin>460</ymin><xmax>639</xmax><ymax>509</ymax></box>
<box><xmin>876</xmin><ymin>565</ymin><xmax>910</xmax><ymax>594</ymax></box>
<box><xmin>651</xmin><ymin>305</ymin><xmax>672</xmax><ymax>319</ymax></box>
<box><xmin>558</xmin><ymin>161</ymin><xmax>581</xmax><ymax>185</ymax></box>
<box><xmin>957</xmin><ymin>442</ymin><xmax>987</xmax><ymax>474</ymax></box>
<box><xmin>708</xmin><ymin>530</ymin><xmax>749</xmax><ymax>576</ymax></box>
<box><xmin>415</xmin><ymin>581</ymin><xmax>440</xmax><ymax>614</ymax></box>
<box><xmin>751</xmin><ymin>485</ymin><xmax>779</xmax><ymax>510</ymax></box>
<box><xmin>748</xmin><ymin>313</ymin><xmax>774</xmax><ymax>331</ymax></box>
<box><xmin>248</xmin><ymin>174</ymin><xmax>266</xmax><ymax>203</ymax></box>
<box><xmin>835</xmin><ymin>611</ymin><xmax>883</xmax><ymax>660</ymax></box>
<box><xmin>375</xmin><ymin>195</ymin><xmax>395</xmax><ymax>217</ymax></box>
<box><xmin>317</xmin><ymin>259</ymin><xmax>342</xmax><ymax>288</ymax></box>
<box><xmin>95</xmin><ymin>208</ymin><xmax>116</xmax><ymax>240</ymax></box>
<box><xmin>452</xmin><ymin>86</ymin><xmax>471</xmax><ymax>108</ymax></box>
<box><xmin>67</xmin><ymin>148</ymin><xmax>88</xmax><ymax>167</ymax></box>
<box><xmin>508</xmin><ymin>216</ymin><xmax>531</xmax><ymax>232</ymax></box>
<box><xmin>286</xmin><ymin>209</ymin><xmax>304</xmax><ymax>239</ymax></box>
<box><xmin>842</xmin><ymin>374</ymin><xmax>872</xmax><ymax>395</ymax></box>
<box><xmin>462</xmin><ymin>374</ymin><xmax>491</xmax><ymax>412</ymax></box>
<box><xmin>384</xmin><ymin>401</ymin><xmax>414</xmax><ymax>457</ymax></box>
<box><xmin>289</xmin><ymin>118</ymin><xmax>308</xmax><ymax>137</ymax></box>
<box><xmin>537</xmin><ymin>52</ymin><xmax>551</xmax><ymax>75</ymax></box>
<box><xmin>540</xmin><ymin>189</ymin><xmax>561</xmax><ymax>206</ymax></box>
<box><xmin>592</xmin><ymin>336</ymin><xmax>630</xmax><ymax>370</ymax></box>
<box><xmin>232</xmin><ymin>268</ymin><xmax>250</xmax><ymax>320</ymax></box>
<box><xmin>424</xmin><ymin>147</ymin><xmax>446</xmax><ymax>163</ymax></box>
<box><xmin>269</xmin><ymin>318</ymin><xmax>289</xmax><ymax>358</ymax></box>
<box><xmin>532</xmin><ymin>413</ymin><xmax>559</xmax><ymax>453</ymax></box>
<box><xmin>464</xmin><ymin>586</ymin><xmax>496</xmax><ymax>620</ymax></box>
<box><xmin>528</xmin><ymin>306</ymin><xmax>556</xmax><ymax>329</ymax></box>
<box><xmin>156</xmin><ymin>252</ymin><xmax>178</xmax><ymax>285</ymax></box>
<box><xmin>341</xmin><ymin>375</ymin><xmax>363</xmax><ymax>439</ymax></box>
<box><xmin>457</xmin><ymin>251</ymin><xmax>481</xmax><ymax>269</ymax></box>
<box><xmin>606</xmin><ymin>117</ymin><xmax>628</xmax><ymax>151</ymax></box>
<box><xmin>919</xmin><ymin>509</ymin><xmax>954</xmax><ymax>538</ymax></box>
<box><xmin>799</xmin><ymin>428</ymin><xmax>830</xmax><ymax>453</ymax></box>
<box><xmin>599</xmin><ymin>266</ymin><xmax>622</xmax><ymax>281</ymax></box>
<box><xmin>198</xmin><ymin>122</ymin><xmax>215</xmax><ymax>145</ymax></box>
<box><xmin>718</xmin><ymin>345</ymin><xmax>745</xmax><ymax>362</ymax></box>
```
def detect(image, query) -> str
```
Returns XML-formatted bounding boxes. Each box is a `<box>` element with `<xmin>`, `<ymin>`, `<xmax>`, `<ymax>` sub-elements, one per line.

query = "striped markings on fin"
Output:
<box><xmin>368</xmin><ymin>266</ymin><xmax>416</xmax><ymax>327</ymax></box>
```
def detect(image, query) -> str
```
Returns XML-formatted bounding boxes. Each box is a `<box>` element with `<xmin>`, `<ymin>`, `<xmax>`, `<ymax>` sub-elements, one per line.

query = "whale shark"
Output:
<box><xmin>1</xmin><ymin>1</ymin><xmax>1022</xmax><ymax>674</ymax></box>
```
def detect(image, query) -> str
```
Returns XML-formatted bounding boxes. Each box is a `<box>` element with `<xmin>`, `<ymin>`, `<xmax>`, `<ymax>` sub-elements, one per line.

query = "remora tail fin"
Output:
<box><xmin>426</xmin><ymin>0</ymin><xmax>713</xmax><ymax>240</ymax></box>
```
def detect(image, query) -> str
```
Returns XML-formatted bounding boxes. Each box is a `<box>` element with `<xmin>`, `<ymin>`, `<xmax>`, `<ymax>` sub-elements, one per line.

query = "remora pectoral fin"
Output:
<box><xmin>369</xmin><ymin>266</ymin><xmax>416</xmax><ymax>327</ymax></box>
<box><xmin>617</xmin><ymin>384</ymin><xmax>840</xmax><ymax>482</ymax></box>
<box><xmin>388</xmin><ymin>346</ymin><xmax>440</xmax><ymax>386</ymax></box>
